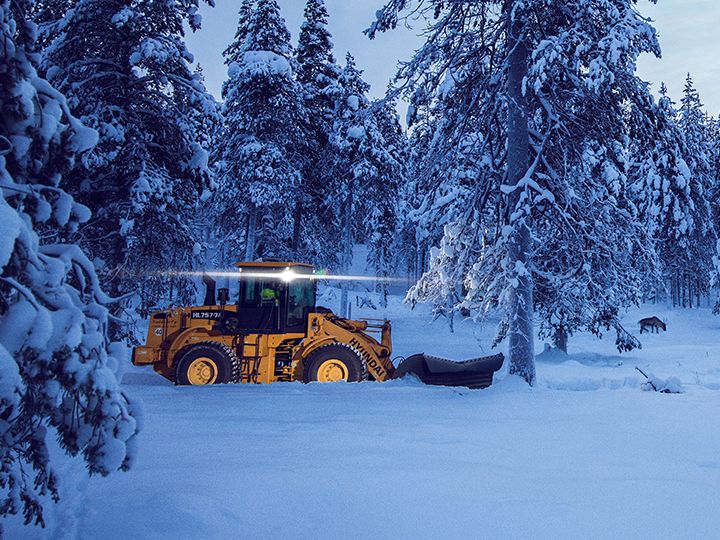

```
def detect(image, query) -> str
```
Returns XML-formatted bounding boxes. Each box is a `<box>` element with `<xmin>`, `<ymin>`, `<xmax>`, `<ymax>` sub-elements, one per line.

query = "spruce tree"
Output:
<box><xmin>401</xmin><ymin>66</ymin><xmax>501</xmax><ymax>329</ymax></box>
<box><xmin>372</xmin><ymin>0</ymin><xmax>662</xmax><ymax>380</ymax></box>
<box><xmin>330</xmin><ymin>54</ymin><xmax>400</xmax><ymax>315</ymax></box>
<box><xmin>631</xmin><ymin>82</ymin><xmax>717</xmax><ymax>308</ymax></box>
<box><xmin>0</xmin><ymin>0</ymin><xmax>139</xmax><ymax>528</ymax></box>
<box><xmin>396</xmin><ymin>100</ymin><xmax>458</xmax><ymax>286</ymax></box>
<box><xmin>296</xmin><ymin>0</ymin><xmax>339</xmax><ymax>113</ymax></box>
<box><xmin>711</xmin><ymin>114</ymin><xmax>720</xmax><ymax>183</ymax></box>
<box><xmin>41</xmin><ymin>0</ymin><xmax>216</xmax><ymax>319</ymax></box>
<box><xmin>673</xmin><ymin>76</ymin><xmax>718</xmax><ymax>306</ymax></box>
<box><xmin>214</xmin><ymin>0</ymin><xmax>305</xmax><ymax>262</ymax></box>
<box><xmin>712</xmin><ymin>116</ymin><xmax>720</xmax><ymax>310</ymax></box>
<box><xmin>368</xmin><ymin>97</ymin><xmax>408</xmax><ymax>306</ymax></box>
<box><xmin>223</xmin><ymin>0</ymin><xmax>256</xmax><ymax>66</ymax></box>
<box><xmin>293</xmin><ymin>0</ymin><xmax>342</xmax><ymax>265</ymax></box>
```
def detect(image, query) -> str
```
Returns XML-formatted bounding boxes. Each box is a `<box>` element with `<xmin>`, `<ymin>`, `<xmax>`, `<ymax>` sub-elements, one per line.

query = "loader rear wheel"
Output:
<box><xmin>174</xmin><ymin>342</ymin><xmax>240</xmax><ymax>385</ymax></box>
<box><xmin>303</xmin><ymin>344</ymin><xmax>367</xmax><ymax>383</ymax></box>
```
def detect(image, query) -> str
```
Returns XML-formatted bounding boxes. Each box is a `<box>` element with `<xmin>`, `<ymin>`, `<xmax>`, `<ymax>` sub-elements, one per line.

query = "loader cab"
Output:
<box><xmin>231</xmin><ymin>262</ymin><xmax>316</xmax><ymax>334</ymax></box>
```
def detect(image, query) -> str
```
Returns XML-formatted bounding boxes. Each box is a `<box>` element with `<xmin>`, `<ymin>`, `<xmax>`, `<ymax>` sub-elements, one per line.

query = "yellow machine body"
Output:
<box><xmin>132</xmin><ymin>262</ymin><xmax>395</xmax><ymax>385</ymax></box>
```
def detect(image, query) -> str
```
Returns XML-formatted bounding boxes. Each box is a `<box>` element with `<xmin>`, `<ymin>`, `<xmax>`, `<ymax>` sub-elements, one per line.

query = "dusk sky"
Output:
<box><xmin>187</xmin><ymin>1</ymin><xmax>720</xmax><ymax>118</ymax></box>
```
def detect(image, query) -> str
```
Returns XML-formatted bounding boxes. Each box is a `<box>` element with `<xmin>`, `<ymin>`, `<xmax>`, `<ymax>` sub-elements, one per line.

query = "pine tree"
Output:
<box><xmin>367</xmin><ymin>104</ymin><xmax>400</xmax><ymax>289</ymax></box>
<box><xmin>29</xmin><ymin>0</ymin><xmax>71</xmax><ymax>48</ymax></box>
<box><xmin>711</xmin><ymin>114</ymin><xmax>720</xmax><ymax>183</ymax></box>
<box><xmin>186</xmin><ymin>64</ymin><xmax>222</xmax><ymax>274</ymax></box>
<box><xmin>631</xmin><ymin>82</ymin><xmax>717</xmax><ymax>308</ymax></box>
<box><xmin>711</xmin><ymin>116</ymin><xmax>720</xmax><ymax>310</ymax></box>
<box><xmin>368</xmin><ymin>97</ymin><xmax>408</xmax><ymax>306</ymax></box>
<box><xmin>372</xmin><ymin>0</ymin><xmax>662</xmax><ymax>380</ymax></box>
<box><xmin>223</xmin><ymin>0</ymin><xmax>256</xmax><ymax>66</ymax></box>
<box><xmin>710</xmin><ymin>114</ymin><xmax>720</xmax><ymax>262</ymax></box>
<box><xmin>41</xmin><ymin>0</ymin><xmax>216</xmax><ymax>320</ymax></box>
<box><xmin>332</xmin><ymin>53</ymin><xmax>371</xmax><ymax>304</ymax></box>
<box><xmin>402</xmin><ymin>66</ymin><xmax>502</xmax><ymax>328</ymax></box>
<box><xmin>0</xmin><ymin>0</ymin><xmax>140</xmax><ymax>528</ymax></box>
<box><xmin>214</xmin><ymin>0</ymin><xmax>305</xmax><ymax>263</ymax></box>
<box><xmin>330</xmin><ymin>54</ymin><xmax>400</xmax><ymax>315</ymax></box>
<box><xmin>396</xmin><ymin>98</ymin><xmax>464</xmax><ymax>287</ymax></box>
<box><xmin>296</xmin><ymin>0</ymin><xmax>338</xmax><ymax>112</ymax></box>
<box><xmin>292</xmin><ymin>0</ymin><xmax>342</xmax><ymax>265</ymax></box>
<box><xmin>673</xmin><ymin>75</ymin><xmax>719</xmax><ymax>307</ymax></box>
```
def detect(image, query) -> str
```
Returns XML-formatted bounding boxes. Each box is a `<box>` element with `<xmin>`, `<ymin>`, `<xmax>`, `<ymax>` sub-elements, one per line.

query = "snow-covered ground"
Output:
<box><xmin>7</xmin><ymin>292</ymin><xmax>720</xmax><ymax>539</ymax></box>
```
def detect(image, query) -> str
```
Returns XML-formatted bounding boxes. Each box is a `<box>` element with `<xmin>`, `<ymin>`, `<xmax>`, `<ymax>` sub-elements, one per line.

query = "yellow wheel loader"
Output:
<box><xmin>132</xmin><ymin>261</ymin><xmax>504</xmax><ymax>388</ymax></box>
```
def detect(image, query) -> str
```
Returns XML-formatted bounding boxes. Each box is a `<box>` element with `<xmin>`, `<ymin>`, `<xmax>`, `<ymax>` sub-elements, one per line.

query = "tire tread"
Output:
<box><xmin>303</xmin><ymin>343</ymin><xmax>368</xmax><ymax>383</ymax></box>
<box><xmin>174</xmin><ymin>341</ymin><xmax>241</xmax><ymax>385</ymax></box>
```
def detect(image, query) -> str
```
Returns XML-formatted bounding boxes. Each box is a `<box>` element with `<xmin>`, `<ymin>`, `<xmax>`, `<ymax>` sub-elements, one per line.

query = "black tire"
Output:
<box><xmin>174</xmin><ymin>341</ymin><xmax>240</xmax><ymax>385</ymax></box>
<box><xmin>303</xmin><ymin>344</ymin><xmax>367</xmax><ymax>383</ymax></box>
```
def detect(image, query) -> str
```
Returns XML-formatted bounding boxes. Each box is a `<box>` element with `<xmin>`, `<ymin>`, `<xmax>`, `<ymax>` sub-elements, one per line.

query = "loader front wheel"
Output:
<box><xmin>174</xmin><ymin>342</ymin><xmax>239</xmax><ymax>385</ymax></box>
<box><xmin>303</xmin><ymin>344</ymin><xmax>367</xmax><ymax>383</ymax></box>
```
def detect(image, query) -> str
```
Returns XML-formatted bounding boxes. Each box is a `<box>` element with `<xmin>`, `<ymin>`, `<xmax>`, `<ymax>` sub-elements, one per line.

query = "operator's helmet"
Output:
<box><xmin>261</xmin><ymin>286</ymin><xmax>279</xmax><ymax>306</ymax></box>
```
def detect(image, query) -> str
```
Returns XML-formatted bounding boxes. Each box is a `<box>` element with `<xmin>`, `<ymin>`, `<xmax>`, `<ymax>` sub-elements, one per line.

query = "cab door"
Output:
<box><xmin>285</xmin><ymin>280</ymin><xmax>316</xmax><ymax>333</ymax></box>
<box><xmin>232</xmin><ymin>278</ymin><xmax>283</xmax><ymax>332</ymax></box>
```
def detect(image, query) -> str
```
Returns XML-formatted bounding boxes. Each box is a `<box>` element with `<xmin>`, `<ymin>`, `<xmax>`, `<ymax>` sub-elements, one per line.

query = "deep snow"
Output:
<box><xmin>5</xmin><ymin>292</ymin><xmax>720</xmax><ymax>539</ymax></box>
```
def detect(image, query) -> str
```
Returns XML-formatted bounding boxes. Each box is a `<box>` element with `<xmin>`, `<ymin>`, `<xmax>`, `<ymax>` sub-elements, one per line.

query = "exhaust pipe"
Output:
<box><xmin>202</xmin><ymin>273</ymin><xmax>216</xmax><ymax>306</ymax></box>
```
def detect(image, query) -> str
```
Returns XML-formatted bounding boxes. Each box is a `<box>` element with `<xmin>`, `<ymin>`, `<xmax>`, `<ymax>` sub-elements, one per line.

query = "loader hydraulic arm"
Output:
<box><xmin>301</xmin><ymin>313</ymin><xmax>395</xmax><ymax>381</ymax></box>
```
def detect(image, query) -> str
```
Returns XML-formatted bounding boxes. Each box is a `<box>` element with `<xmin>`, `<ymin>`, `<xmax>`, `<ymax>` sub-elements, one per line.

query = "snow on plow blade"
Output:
<box><xmin>393</xmin><ymin>353</ymin><xmax>505</xmax><ymax>389</ymax></box>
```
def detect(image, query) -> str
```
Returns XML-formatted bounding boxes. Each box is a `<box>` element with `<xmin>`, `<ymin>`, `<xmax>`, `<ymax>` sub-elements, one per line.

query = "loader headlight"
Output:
<box><xmin>280</xmin><ymin>267</ymin><xmax>297</xmax><ymax>283</ymax></box>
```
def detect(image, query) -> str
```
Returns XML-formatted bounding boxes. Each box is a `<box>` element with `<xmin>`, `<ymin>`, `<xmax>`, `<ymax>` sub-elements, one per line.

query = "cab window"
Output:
<box><xmin>287</xmin><ymin>282</ymin><xmax>315</xmax><ymax>328</ymax></box>
<box><xmin>241</xmin><ymin>279</ymin><xmax>281</xmax><ymax>308</ymax></box>
<box><xmin>242</xmin><ymin>279</ymin><xmax>257</xmax><ymax>306</ymax></box>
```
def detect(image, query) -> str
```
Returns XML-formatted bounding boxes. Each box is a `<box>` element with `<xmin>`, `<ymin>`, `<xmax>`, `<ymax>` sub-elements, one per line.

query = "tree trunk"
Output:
<box><xmin>506</xmin><ymin>0</ymin><xmax>535</xmax><ymax>385</ymax></box>
<box><xmin>245</xmin><ymin>207</ymin><xmax>258</xmax><ymax>261</ymax></box>
<box><xmin>291</xmin><ymin>200</ymin><xmax>302</xmax><ymax>255</ymax></box>
<box><xmin>379</xmin><ymin>279</ymin><xmax>388</xmax><ymax>309</ymax></box>
<box><xmin>670</xmin><ymin>276</ymin><xmax>674</xmax><ymax>307</ymax></box>
<box><xmin>415</xmin><ymin>241</ymin><xmax>424</xmax><ymax>281</ymax></box>
<box><xmin>553</xmin><ymin>327</ymin><xmax>568</xmax><ymax>354</ymax></box>
<box><xmin>340</xmin><ymin>182</ymin><xmax>354</xmax><ymax>318</ymax></box>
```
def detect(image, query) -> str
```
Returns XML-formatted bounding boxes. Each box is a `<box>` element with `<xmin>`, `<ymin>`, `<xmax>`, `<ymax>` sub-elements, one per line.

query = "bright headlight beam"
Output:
<box><xmin>161</xmin><ymin>270</ymin><xmax>405</xmax><ymax>283</ymax></box>
<box><xmin>279</xmin><ymin>267</ymin><xmax>297</xmax><ymax>283</ymax></box>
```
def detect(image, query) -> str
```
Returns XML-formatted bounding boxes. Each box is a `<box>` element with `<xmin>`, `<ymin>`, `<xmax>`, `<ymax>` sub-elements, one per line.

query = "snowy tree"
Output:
<box><xmin>28</xmin><ymin>0</ymin><xmax>71</xmax><ymax>48</ymax></box>
<box><xmin>296</xmin><ymin>0</ymin><xmax>339</xmax><ymax>118</ymax></box>
<box><xmin>0</xmin><ymin>0</ymin><xmax>140</xmax><ymax>529</ymax></box>
<box><xmin>372</xmin><ymin>0</ymin><xmax>662</xmax><ymax>381</ymax></box>
<box><xmin>186</xmin><ymin>64</ymin><xmax>223</xmax><ymax>273</ymax></box>
<box><xmin>674</xmin><ymin>76</ymin><xmax>716</xmax><ymax>307</ymax></box>
<box><xmin>41</xmin><ymin>0</ymin><xmax>216</xmax><ymax>321</ymax></box>
<box><xmin>711</xmin><ymin>117</ymin><xmax>720</xmax><ymax>311</ymax></box>
<box><xmin>710</xmin><ymin>115</ymin><xmax>720</xmax><ymax>281</ymax></box>
<box><xmin>222</xmin><ymin>0</ymin><xmax>256</xmax><ymax>66</ymax></box>
<box><xmin>293</xmin><ymin>0</ymin><xmax>342</xmax><ymax>265</ymax></box>
<box><xmin>394</xmin><ymin>94</ymin><xmax>482</xmax><ymax>293</ymax></box>
<box><xmin>330</xmin><ymin>54</ymin><xmax>400</xmax><ymax>316</ymax></box>
<box><xmin>631</xmin><ymin>82</ymin><xmax>717</xmax><ymax>308</ymax></box>
<box><xmin>400</xmin><ymin>66</ymin><xmax>502</xmax><ymax>328</ymax></box>
<box><xmin>396</xmin><ymin>109</ymin><xmax>433</xmax><ymax>282</ymax></box>
<box><xmin>214</xmin><ymin>0</ymin><xmax>305</xmax><ymax>263</ymax></box>
<box><xmin>711</xmin><ymin>114</ymin><xmax>720</xmax><ymax>184</ymax></box>
<box><xmin>366</xmin><ymin>97</ymin><xmax>407</xmax><ymax>306</ymax></box>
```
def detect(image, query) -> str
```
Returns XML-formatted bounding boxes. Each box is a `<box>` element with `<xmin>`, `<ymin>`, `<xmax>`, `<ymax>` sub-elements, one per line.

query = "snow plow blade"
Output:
<box><xmin>393</xmin><ymin>353</ymin><xmax>504</xmax><ymax>389</ymax></box>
